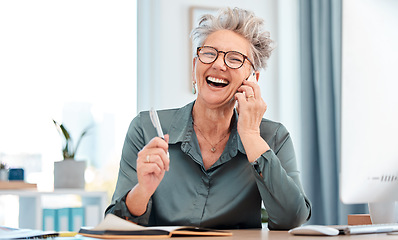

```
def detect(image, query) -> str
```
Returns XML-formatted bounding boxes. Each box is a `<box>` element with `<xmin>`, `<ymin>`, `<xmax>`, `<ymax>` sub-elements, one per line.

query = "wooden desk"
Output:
<box><xmin>146</xmin><ymin>229</ymin><xmax>398</xmax><ymax>239</ymax></box>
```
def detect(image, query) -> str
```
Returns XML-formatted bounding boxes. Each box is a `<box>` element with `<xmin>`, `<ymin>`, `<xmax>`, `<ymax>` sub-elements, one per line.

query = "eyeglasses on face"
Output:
<box><xmin>196</xmin><ymin>46</ymin><xmax>254</xmax><ymax>70</ymax></box>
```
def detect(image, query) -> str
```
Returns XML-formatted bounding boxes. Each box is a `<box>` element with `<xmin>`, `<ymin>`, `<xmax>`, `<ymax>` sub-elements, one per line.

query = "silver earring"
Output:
<box><xmin>192</xmin><ymin>82</ymin><xmax>197</xmax><ymax>94</ymax></box>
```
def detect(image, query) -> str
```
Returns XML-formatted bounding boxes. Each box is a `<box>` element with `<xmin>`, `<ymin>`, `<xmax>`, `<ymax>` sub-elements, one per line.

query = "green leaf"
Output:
<box><xmin>53</xmin><ymin>119</ymin><xmax>93</xmax><ymax>160</ymax></box>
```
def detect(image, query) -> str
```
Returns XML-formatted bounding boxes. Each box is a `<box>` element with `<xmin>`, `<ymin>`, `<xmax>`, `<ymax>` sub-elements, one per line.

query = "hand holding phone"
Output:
<box><xmin>235</xmin><ymin>70</ymin><xmax>266</xmax><ymax>117</ymax></box>
<box><xmin>235</xmin><ymin>71</ymin><xmax>269</xmax><ymax>162</ymax></box>
<box><xmin>235</xmin><ymin>72</ymin><xmax>257</xmax><ymax>109</ymax></box>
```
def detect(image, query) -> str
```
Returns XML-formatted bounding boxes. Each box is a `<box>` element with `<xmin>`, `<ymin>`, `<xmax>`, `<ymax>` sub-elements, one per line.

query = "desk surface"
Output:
<box><xmin>149</xmin><ymin>229</ymin><xmax>398</xmax><ymax>239</ymax></box>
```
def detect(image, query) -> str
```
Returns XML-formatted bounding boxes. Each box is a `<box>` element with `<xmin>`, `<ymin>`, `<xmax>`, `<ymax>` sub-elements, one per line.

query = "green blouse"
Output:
<box><xmin>105</xmin><ymin>101</ymin><xmax>311</xmax><ymax>230</ymax></box>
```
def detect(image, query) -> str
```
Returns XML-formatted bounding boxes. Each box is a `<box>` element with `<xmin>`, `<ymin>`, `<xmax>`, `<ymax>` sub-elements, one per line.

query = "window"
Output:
<box><xmin>0</xmin><ymin>0</ymin><xmax>137</xmax><ymax>191</ymax></box>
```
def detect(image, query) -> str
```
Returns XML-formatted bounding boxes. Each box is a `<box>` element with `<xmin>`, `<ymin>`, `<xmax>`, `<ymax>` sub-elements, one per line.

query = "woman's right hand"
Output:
<box><xmin>126</xmin><ymin>135</ymin><xmax>170</xmax><ymax>216</ymax></box>
<box><xmin>136</xmin><ymin>134</ymin><xmax>170</xmax><ymax>197</ymax></box>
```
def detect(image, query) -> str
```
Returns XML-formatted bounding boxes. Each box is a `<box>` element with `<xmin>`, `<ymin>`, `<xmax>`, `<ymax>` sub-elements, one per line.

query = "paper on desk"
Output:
<box><xmin>89</xmin><ymin>213</ymin><xmax>147</xmax><ymax>231</ymax></box>
<box><xmin>0</xmin><ymin>226</ymin><xmax>58</xmax><ymax>239</ymax></box>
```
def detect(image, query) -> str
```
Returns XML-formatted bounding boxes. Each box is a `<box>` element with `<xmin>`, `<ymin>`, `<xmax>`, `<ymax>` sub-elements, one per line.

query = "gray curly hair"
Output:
<box><xmin>190</xmin><ymin>7</ymin><xmax>274</xmax><ymax>70</ymax></box>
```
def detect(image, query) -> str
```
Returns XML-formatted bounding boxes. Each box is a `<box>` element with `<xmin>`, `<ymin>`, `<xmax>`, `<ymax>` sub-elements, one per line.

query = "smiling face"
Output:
<box><xmin>193</xmin><ymin>30</ymin><xmax>254</xmax><ymax>109</ymax></box>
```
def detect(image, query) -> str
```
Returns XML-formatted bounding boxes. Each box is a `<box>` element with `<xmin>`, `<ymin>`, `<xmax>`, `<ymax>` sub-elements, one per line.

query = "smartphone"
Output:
<box><xmin>246</xmin><ymin>72</ymin><xmax>256</xmax><ymax>82</ymax></box>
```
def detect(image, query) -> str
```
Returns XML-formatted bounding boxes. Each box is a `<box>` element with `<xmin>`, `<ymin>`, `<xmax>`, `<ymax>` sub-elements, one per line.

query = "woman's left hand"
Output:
<box><xmin>235</xmin><ymin>79</ymin><xmax>270</xmax><ymax>162</ymax></box>
<box><xmin>235</xmin><ymin>79</ymin><xmax>267</xmax><ymax>135</ymax></box>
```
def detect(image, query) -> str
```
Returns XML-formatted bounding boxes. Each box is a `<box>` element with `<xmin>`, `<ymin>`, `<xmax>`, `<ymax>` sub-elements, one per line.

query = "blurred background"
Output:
<box><xmin>1</xmin><ymin>0</ymin><xmax>396</xmax><ymax>228</ymax></box>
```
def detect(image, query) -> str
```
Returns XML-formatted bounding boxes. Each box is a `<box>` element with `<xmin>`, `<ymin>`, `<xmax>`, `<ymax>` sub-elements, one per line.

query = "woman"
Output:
<box><xmin>106</xmin><ymin>7</ymin><xmax>311</xmax><ymax>230</ymax></box>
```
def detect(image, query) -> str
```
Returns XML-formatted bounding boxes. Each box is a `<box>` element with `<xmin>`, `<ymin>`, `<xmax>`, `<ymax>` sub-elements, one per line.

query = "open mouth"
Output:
<box><xmin>206</xmin><ymin>76</ymin><xmax>229</xmax><ymax>88</ymax></box>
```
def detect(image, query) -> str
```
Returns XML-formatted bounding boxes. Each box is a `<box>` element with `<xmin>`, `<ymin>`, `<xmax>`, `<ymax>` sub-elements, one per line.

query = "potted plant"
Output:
<box><xmin>0</xmin><ymin>162</ymin><xmax>8</xmax><ymax>181</ymax></box>
<box><xmin>53</xmin><ymin>119</ymin><xmax>92</xmax><ymax>189</ymax></box>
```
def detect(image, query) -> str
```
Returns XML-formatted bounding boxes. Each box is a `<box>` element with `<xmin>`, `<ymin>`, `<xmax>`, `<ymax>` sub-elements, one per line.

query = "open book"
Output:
<box><xmin>78</xmin><ymin>214</ymin><xmax>232</xmax><ymax>239</ymax></box>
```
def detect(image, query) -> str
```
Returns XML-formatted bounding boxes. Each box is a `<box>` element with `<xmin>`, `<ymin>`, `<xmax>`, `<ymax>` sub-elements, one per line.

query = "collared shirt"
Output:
<box><xmin>105</xmin><ymin>101</ymin><xmax>311</xmax><ymax>230</ymax></box>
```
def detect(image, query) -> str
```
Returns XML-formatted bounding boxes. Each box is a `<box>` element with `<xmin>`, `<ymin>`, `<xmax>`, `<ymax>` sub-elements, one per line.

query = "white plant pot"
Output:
<box><xmin>0</xmin><ymin>169</ymin><xmax>8</xmax><ymax>181</ymax></box>
<box><xmin>54</xmin><ymin>160</ymin><xmax>86</xmax><ymax>189</ymax></box>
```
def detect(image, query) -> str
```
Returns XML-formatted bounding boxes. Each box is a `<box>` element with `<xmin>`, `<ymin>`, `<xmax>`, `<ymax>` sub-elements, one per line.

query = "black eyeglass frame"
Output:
<box><xmin>196</xmin><ymin>46</ymin><xmax>255</xmax><ymax>70</ymax></box>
